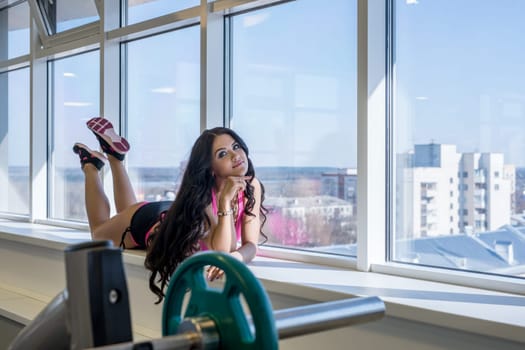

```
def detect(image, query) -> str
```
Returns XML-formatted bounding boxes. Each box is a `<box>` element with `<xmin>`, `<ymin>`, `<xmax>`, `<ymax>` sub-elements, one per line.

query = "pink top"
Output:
<box><xmin>199</xmin><ymin>190</ymin><xmax>245</xmax><ymax>251</ymax></box>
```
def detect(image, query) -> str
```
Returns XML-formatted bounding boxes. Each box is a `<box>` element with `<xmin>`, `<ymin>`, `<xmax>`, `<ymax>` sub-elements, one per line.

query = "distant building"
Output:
<box><xmin>504</xmin><ymin>164</ymin><xmax>517</xmax><ymax>215</ymax></box>
<box><xmin>265</xmin><ymin>195</ymin><xmax>355</xmax><ymax>246</ymax></box>
<box><xmin>266</xmin><ymin>195</ymin><xmax>353</xmax><ymax>222</ymax></box>
<box><xmin>321</xmin><ymin>168</ymin><xmax>357</xmax><ymax>214</ymax></box>
<box><xmin>396</xmin><ymin>143</ymin><xmax>515</xmax><ymax>239</ymax></box>
<box><xmin>320</xmin><ymin>225</ymin><xmax>525</xmax><ymax>276</ymax></box>
<box><xmin>395</xmin><ymin>225</ymin><xmax>525</xmax><ymax>275</ymax></box>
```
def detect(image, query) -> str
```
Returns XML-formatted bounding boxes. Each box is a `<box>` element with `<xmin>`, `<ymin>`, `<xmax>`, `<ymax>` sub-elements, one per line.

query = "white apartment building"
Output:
<box><xmin>504</xmin><ymin>164</ymin><xmax>517</xmax><ymax>215</ymax></box>
<box><xmin>396</xmin><ymin>144</ymin><xmax>514</xmax><ymax>239</ymax></box>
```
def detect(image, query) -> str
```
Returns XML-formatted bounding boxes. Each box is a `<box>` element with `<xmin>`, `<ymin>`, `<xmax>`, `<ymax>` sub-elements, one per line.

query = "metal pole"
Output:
<box><xmin>84</xmin><ymin>297</ymin><xmax>385</xmax><ymax>350</ymax></box>
<box><xmin>85</xmin><ymin>316</ymin><xmax>219</xmax><ymax>350</ymax></box>
<box><xmin>85</xmin><ymin>332</ymin><xmax>204</xmax><ymax>350</ymax></box>
<box><xmin>274</xmin><ymin>296</ymin><xmax>385</xmax><ymax>339</ymax></box>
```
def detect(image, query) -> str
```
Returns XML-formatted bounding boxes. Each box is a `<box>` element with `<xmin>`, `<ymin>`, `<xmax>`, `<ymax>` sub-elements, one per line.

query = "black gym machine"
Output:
<box><xmin>8</xmin><ymin>241</ymin><xmax>385</xmax><ymax>350</ymax></box>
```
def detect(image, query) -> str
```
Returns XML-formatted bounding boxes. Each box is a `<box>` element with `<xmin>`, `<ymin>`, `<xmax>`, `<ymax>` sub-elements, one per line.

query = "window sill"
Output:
<box><xmin>0</xmin><ymin>219</ymin><xmax>524</xmax><ymax>344</ymax></box>
<box><xmin>248</xmin><ymin>258</ymin><xmax>525</xmax><ymax>343</ymax></box>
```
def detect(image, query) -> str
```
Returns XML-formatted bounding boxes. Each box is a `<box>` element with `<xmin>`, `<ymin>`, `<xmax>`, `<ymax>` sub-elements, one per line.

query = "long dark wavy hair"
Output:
<box><xmin>144</xmin><ymin>127</ymin><xmax>268</xmax><ymax>303</ymax></box>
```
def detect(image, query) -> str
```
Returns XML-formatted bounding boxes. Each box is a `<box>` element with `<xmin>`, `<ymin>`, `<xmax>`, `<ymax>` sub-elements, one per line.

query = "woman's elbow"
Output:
<box><xmin>251</xmin><ymin>242</ymin><xmax>259</xmax><ymax>256</ymax></box>
<box><xmin>242</xmin><ymin>241</ymin><xmax>258</xmax><ymax>262</ymax></box>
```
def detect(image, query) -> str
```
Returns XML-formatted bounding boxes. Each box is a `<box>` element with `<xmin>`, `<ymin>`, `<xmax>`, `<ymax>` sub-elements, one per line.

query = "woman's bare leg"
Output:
<box><xmin>91</xmin><ymin>202</ymin><xmax>145</xmax><ymax>248</ymax></box>
<box><xmin>83</xmin><ymin>159</ymin><xmax>142</xmax><ymax>248</ymax></box>
<box><xmin>107</xmin><ymin>155</ymin><xmax>138</xmax><ymax>213</ymax></box>
<box><xmin>86</xmin><ymin>116</ymin><xmax>135</xmax><ymax>213</ymax></box>
<box><xmin>83</xmin><ymin>163</ymin><xmax>111</xmax><ymax>232</ymax></box>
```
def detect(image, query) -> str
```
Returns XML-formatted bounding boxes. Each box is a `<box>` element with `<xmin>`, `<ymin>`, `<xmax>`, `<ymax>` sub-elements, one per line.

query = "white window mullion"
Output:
<box><xmin>27</xmin><ymin>0</ymin><xmax>49</xmax><ymax>48</ymax></box>
<box><xmin>206</xmin><ymin>8</ymin><xmax>224</xmax><ymax>128</ymax></box>
<box><xmin>357</xmin><ymin>0</ymin><xmax>387</xmax><ymax>271</ymax></box>
<box><xmin>99</xmin><ymin>0</ymin><xmax>121</xmax><ymax>217</ymax></box>
<box><xmin>29</xmin><ymin>3</ymin><xmax>48</xmax><ymax>221</ymax></box>
<box><xmin>0</xmin><ymin>55</ymin><xmax>30</xmax><ymax>73</ymax></box>
<box><xmin>201</xmin><ymin>0</ymin><xmax>224</xmax><ymax>129</ymax></box>
<box><xmin>100</xmin><ymin>0</ymin><xmax>120</xmax><ymax>122</ymax></box>
<box><xmin>106</xmin><ymin>6</ymin><xmax>200</xmax><ymax>43</ymax></box>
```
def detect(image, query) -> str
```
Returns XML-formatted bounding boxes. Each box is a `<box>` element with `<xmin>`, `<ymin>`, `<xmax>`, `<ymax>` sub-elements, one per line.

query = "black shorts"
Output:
<box><xmin>122</xmin><ymin>201</ymin><xmax>172</xmax><ymax>249</ymax></box>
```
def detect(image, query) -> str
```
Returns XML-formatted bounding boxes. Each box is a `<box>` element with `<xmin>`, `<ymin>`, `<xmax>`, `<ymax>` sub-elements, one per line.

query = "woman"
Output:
<box><xmin>73</xmin><ymin>117</ymin><xmax>267</xmax><ymax>303</ymax></box>
<box><xmin>145</xmin><ymin>125</ymin><xmax>269</xmax><ymax>302</ymax></box>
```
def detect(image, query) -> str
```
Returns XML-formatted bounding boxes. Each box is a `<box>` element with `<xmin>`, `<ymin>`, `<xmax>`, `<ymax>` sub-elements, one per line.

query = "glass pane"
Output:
<box><xmin>0</xmin><ymin>1</ymin><xmax>30</xmax><ymax>59</ymax></box>
<box><xmin>50</xmin><ymin>51</ymin><xmax>100</xmax><ymax>221</ymax></box>
<box><xmin>125</xmin><ymin>0</ymin><xmax>199</xmax><ymax>26</ymax></box>
<box><xmin>230</xmin><ymin>0</ymin><xmax>358</xmax><ymax>256</ymax></box>
<box><xmin>393</xmin><ymin>0</ymin><xmax>525</xmax><ymax>279</ymax></box>
<box><xmin>37</xmin><ymin>0</ymin><xmax>98</xmax><ymax>34</ymax></box>
<box><xmin>0</xmin><ymin>68</ymin><xmax>30</xmax><ymax>215</ymax></box>
<box><xmin>126</xmin><ymin>26</ymin><xmax>200</xmax><ymax>201</ymax></box>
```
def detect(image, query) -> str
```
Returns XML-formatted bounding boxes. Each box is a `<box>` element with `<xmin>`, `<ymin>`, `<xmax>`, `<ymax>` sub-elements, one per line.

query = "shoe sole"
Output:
<box><xmin>86</xmin><ymin>117</ymin><xmax>130</xmax><ymax>154</ymax></box>
<box><xmin>73</xmin><ymin>142</ymin><xmax>107</xmax><ymax>169</ymax></box>
<box><xmin>73</xmin><ymin>142</ymin><xmax>92</xmax><ymax>155</ymax></box>
<box><xmin>73</xmin><ymin>142</ymin><xmax>107</xmax><ymax>161</ymax></box>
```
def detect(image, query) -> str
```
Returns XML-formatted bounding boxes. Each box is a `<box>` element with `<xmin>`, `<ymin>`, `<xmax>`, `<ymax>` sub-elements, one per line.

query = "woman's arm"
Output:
<box><xmin>206</xmin><ymin>177</ymin><xmax>263</xmax><ymax>281</ymax></box>
<box><xmin>232</xmin><ymin>177</ymin><xmax>263</xmax><ymax>263</ymax></box>
<box><xmin>208</xmin><ymin>176</ymin><xmax>248</xmax><ymax>252</ymax></box>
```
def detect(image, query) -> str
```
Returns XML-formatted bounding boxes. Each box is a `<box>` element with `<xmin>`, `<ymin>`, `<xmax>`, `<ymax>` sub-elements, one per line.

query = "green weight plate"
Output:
<box><xmin>162</xmin><ymin>252</ymin><xmax>278</xmax><ymax>350</ymax></box>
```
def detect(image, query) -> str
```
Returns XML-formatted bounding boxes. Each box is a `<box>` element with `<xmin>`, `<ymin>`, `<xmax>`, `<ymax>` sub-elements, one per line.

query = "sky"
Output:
<box><xmin>4</xmin><ymin>0</ymin><xmax>525</xmax><ymax>168</ymax></box>
<box><xmin>395</xmin><ymin>0</ymin><xmax>525</xmax><ymax>166</ymax></box>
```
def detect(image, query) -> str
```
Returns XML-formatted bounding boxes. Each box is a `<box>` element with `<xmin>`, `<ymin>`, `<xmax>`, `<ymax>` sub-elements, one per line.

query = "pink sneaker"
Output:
<box><xmin>86</xmin><ymin>117</ymin><xmax>130</xmax><ymax>161</ymax></box>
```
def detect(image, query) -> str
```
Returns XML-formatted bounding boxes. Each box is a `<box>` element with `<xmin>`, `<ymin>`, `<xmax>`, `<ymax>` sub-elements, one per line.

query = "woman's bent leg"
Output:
<box><xmin>91</xmin><ymin>202</ymin><xmax>145</xmax><ymax>248</ymax></box>
<box><xmin>108</xmin><ymin>155</ymin><xmax>138</xmax><ymax>213</ymax></box>
<box><xmin>83</xmin><ymin>164</ymin><xmax>111</xmax><ymax>232</ymax></box>
<box><xmin>86</xmin><ymin>117</ymin><xmax>135</xmax><ymax>213</ymax></box>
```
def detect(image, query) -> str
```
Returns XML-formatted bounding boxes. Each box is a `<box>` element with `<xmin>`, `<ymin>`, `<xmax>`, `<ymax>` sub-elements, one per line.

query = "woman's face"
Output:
<box><xmin>211</xmin><ymin>134</ymin><xmax>248</xmax><ymax>178</ymax></box>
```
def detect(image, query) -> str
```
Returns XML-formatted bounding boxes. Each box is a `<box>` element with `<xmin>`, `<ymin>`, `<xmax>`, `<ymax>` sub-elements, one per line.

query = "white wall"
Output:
<box><xmin>1</xmin><ymin>230</ymin><xmax>524</xmax><ymax>350</ymax></box>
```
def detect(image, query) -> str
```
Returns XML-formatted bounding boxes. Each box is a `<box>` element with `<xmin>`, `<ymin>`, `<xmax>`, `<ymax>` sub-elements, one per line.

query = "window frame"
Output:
<box><xmin>382</xmin><ymin>0</ymin><xmax>525</xmax><ymax>295</ymax></box>
<box><xmin>0</xmin><ymin>0</ymin><xmax>31</xmax><ymax>218</ymax></box>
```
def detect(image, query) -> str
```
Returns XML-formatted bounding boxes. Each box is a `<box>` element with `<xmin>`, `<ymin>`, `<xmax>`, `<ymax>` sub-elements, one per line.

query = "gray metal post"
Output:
<box><xmin>8</xmin><ymin>240</ymin><xmax>133</xmax><ymax>350</ymax></box>
<box><xmin>65</xmin><ymin>240</ymin><xmax>133</xmax><ymax>349</ymax></box>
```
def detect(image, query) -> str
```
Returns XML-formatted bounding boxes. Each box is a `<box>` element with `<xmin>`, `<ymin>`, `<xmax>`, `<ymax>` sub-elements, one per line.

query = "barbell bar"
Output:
<box><xmin>88</xmin><ymin>252</ymin><xmax>385</xmax><ymax>350</ymax></box>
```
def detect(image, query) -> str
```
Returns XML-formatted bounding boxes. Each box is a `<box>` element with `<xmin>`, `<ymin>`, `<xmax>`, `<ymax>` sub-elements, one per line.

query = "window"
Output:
<box><xmin>0</xmin><ymin>67</ymin><xmax>30</xmax><ymax>215</ymax></box>
<box><xmin>125</xmin><ymin>26</ymin><xmax>200</xmax><ymax>201</ymax></box>
<box><xmin>36</xmin><ymin>0</ymin><xmax>99</xmax><ymax>34</ymax></box>
<box><xmin>0</xmin><ymin>1</ymin><xmax>30</xmax><ymax>216</ymax></box>
<box><xmin>49</xmin><ymin>51</ymin><xmax>100</xmax><ymax>221</ymax></box>
<box><xmin>0</xmin><ymin>0</ymin><xmax>30</xmax><ymax>59</ymax></box>
<box><xmin>1</xmin><ymin>0</ymin><xmax>523</xmax><ymax>298</ymax></box>
<box><xmin>392</xmin><ymin>0</ymin><xmax>524</xmax><ymax>279</ymax></box>
<box><xmin>229</xmin><ymin>0</ymin><xmax>358</xmax><ymax>255</ymax></box>
<box><xmin>125</xmin><ymin>0</ymin><xmax>199</xmax><ymax>25</ymax></box>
